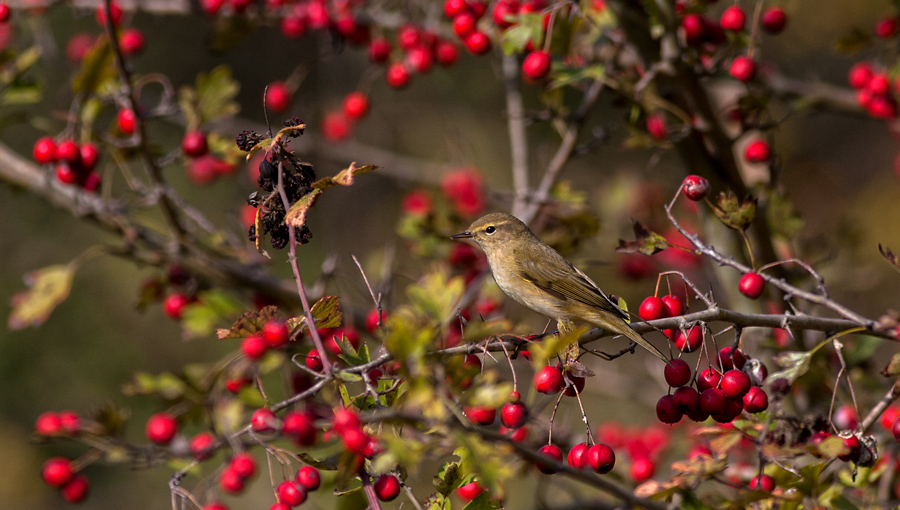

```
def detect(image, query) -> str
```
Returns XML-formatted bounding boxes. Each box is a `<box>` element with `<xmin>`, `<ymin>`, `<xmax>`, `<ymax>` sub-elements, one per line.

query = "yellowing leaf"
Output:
<box><xmin>407</xmin><ymin>271</ymin><xmax>465</xmax><ymax>324</ymax></box>
<box><xmin>8</xmin><ymin>263</ymin><xmax>75</xmax><ymax>329</ymax></box>
<box><xmin>284</xmin><ymin>163</ymin><xmax>378</xmax><ymax>228</ymax></box>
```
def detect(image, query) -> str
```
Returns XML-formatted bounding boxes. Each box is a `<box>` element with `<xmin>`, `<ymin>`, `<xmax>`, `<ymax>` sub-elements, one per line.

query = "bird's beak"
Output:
<box><xmin>451</xmin><ymin>231</ymin><xmax>473</xmax><ymax>240</ymax></box>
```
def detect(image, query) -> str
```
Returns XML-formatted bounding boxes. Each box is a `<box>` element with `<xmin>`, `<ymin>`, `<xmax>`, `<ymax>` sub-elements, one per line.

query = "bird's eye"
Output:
<box><xmin>485</xmin><ymin>226</ymin><xmax>496</xmax><ymax>234</ymax></box>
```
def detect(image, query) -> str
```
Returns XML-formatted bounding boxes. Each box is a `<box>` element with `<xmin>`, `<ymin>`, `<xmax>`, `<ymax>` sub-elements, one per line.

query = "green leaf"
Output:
<box><xmin>766</xmin><ymin>190</ymin><xmax>803</xmax><ymax>239</ymax></box>
<box><xmin>768</xmin><ymin>337</ymin><xmax>832</xmax><ymax>385</ymax></box>
<box><xmin>462</xmin><ymin>491</ymin><xmax>501</xmax><ymax>510</ymax></box>
<box><xmin>8</xmin><ymin>263</ymin><xmax>75</xmax><ymax>329</ymax></box>
<box><xmin>214</xmin><ymin>399</ymin><xmax>244</xmax><ymax>434</ymax></box>
<box><xmin>310</xmin><ymin>295</ymin><xmax>343</xmax><ymax>329</ymax></box>
<box><xmin>407</xmin><ymin>270</ymin><xmax>465</xmax><ymax>324</ymax></box>
<box><xmin>434</xmin><ymin>461</ymin><xmax>460</xmax><ymax>496</ymax></box>
<box><xmin>1</xmin><ymin>84</ymin><xmax>41</xmax><ymax>105</ymax></box>
<box><xmin>500</xmin><ymin>14</ymin><xmax>545</xmax><ymax>54</ymax></box>
<box><xmin>882</xmin><ymin>353</ymin><xmax>900</xmax><ymax>378</ymax></box>
<box><xmin>178</xmin><ymin>65</ymin><xmax>240</xmax><ymax>130</ymax></box>
<box><xmin>181</xmin><ymin>290</ymin><xmax>243</xmax><ymax>339</ymax></box>
<box><xmin>424</xmin><ymin>493</ymin><xmax>451</xmax><ymax>510</ymax></box>
<box><xmin>72</xmin><ymin>39</ymin><xmax>115</xmax><ymax>96</ymax></box>
<box><xmin>217</xmin><ymin>305</ymin><xmax>278</xmax><ymax>339</ymax></box>
<box><xmin>712</xmin><ymin>192</ymin><xmax>757</xmax><ymax>231</ymax></box>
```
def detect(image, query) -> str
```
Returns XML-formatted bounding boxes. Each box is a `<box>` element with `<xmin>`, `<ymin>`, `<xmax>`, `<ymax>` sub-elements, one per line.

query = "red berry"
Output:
<box><xmin>868</xmin><ymin>95</ymin><xmax>898</xmax><ymax>118</ymax></box>
<box><xmin>744</xmin><ymin>140</ymin><xmax>770</xmax><ymax>163</ymax></box>
<box><xmin>190</xmin><ymin>431</ymin><xmax>216</xmax><ymax>460</ymax></box>
<box><xmin>674</xmin><ymin>325</ymin><xmax>703</xmax><ymax>352</ymax></box>
<box><xmin>297</xmin><ymin>466</ymin><xmax>321</xmax><ymax>491</ymax></box>
<box><xmin>262</xmin><ymin>319</ymin><xmax>289</xmax><ymax>348</ymax></box>
<box><xmin>630</xmin><ymin>457</ymin><xmax>655</xmax><ymax>482</ymax></box>
<box><xmin>0</xmin><ymin>3</ymin><xmax>10</xmax><ymax>22</ymax></box>
<box><xmin>117</xmin><ymin>108</ymin><xmax>136</xmax><ymax>134</ymax></box>
<box><xmin>55</xmin><ymin>140</ymin><xmax>81</xmax><ymax>165</ymax></box>
<box><xmin>536</xmin><ymin>444</ymin><xmax>564</xmax><ymax>474</ymax></box>
<box><xmin>406</xmin><ymin>46</ymin><xmax>433</xmax><ymax>74</ymax></box>
<box><xmin>241</xmin><ymin>335</ymin><xmax>268</xmax><ymax>360</ymax></box>
<box><xmin>738</xmin><ymin>273</ymin><xmax>765</xmax><ymax>299</ymax></box>
<box><xmin>470</xmin><ymin>0</ymin><xmax>487</xmax><ymax>17</ymax></box>
<box><xmin>444</xmin><ymin>0</ymin><xmax>470</xmax><ymax>18</ymax></box>
<box><xmin>563</xmin><ymin>373</ymin><xmax>586</xmax><ymax>396</ymax></box>
<box><xmin>35</xmin><ymin>411</ymin><xmax>62</xmax><ymax>435</ymax></box>
<box><xmin>639</xmin><ymin>296</ymin><xmax>666</xmax><ymax>321</ymax></box>
<box><xmin>230</xmin><ymin>452</ymin><xmax>256</xmax><ymax>479</ymax></box>
<box><xmin>882</xmin><ymin>407</ymin><xmax>900</xmax><ymax>430</ymax></box>
<box><xmin>664</xmin><ymin>359</ymin><xmax>691</xmax><ymax>387</ymax></box>
<box><xmin>342</xmin><ymin>92</ymin><xmax>370</xmax><ymax>120</ymax></box>
<box><xmin>200</xmin><ymin>0</ymin><xmax>223</xmax><ymax>15</ymax></box>
<box><xmin>453</xmin><ymin>12</ymin><xmax>478</xmax><ymax>37</ymax></box>
<box><xmin>656</xmin><ymin>395</ymin><xmax>683</xmax><ymax>424</ymax></box>
<box><xmin>760</xmin><ymin>7</ymin><xmax>786</xmax><ymax>34</ymax></box>
<box><xmin>386</xmin><ymin>62</ymin><xmax>411</xmax><ymax>89</ymax></box>
<box><xmin>251</xmin><ymin>408</ymin><xmax>278</xmax><ymax>434</ymax></box>
<box><xmin>283</xmin><ymin>410</ymin><xmax>317</xmax><ymax>446</ymax></box>
<box><xmin>868</xmin><ymin>73</ymin><xmax>892</xmax><ymax>96</ymax></box>
<box><xmin>500</xmin><ymin>400</ymin><xmax>529</xmax><ymax>428</ymax></box>
<box><xmin>587</xmin><ymin>443</ymin><xmax>615</xmax><ymax>474</ymax></box>
<box><xmin>696</xmin><ymin>368</ymin><xmax>722</xmax><ymax>391</ymax></box>
<box><xmin>534</xmin><ymin>365</ymin><xmax>564</xmax><ymax>394</ymax></box>
<box><xmin>56</xmin><ymin>164</ymin><xmax>79</xmax><ymax>184</ymax></box>
<box><xmin>202</xmin><ymin>503</ymin><xmax>228</xmax><ymax>510</ymax></box>
<box><xmin>373</xmin><ymin>474</ymin><xmax>401</xmax><ymax>501</ymax></box>
<box><xmin>673</xmin><ymin>386</ymin><xmax>700</xmax><ymax>414</ymax></box>
<box><xmin>661</xmin><ymin>295</ymin><xmax>684</xmax><ymax>316</ymax></box>
<box><xmin>456</xmin><ymin>481</ymin><xmax>485</xmax><ymax>501</ymax></box>
<box><xmin>681</xmin><ymin>175</ymin><xmax>710</xmax><ymax>201</ymax></box>
<box><xmin>463</xmin><ymin>31</ymin><xmax>491</xmax><ymax>55</ymax></box>
<box><xmin>230</xmin><ymin>0</ymin><xmax>252</xmax><ymax>14</ymax></box>
<box><xmin>83</xmin><ymin>172</ymin><xmax>101</xmax><ymax>192</ymax></box>
<box><xmin>876</xmin><ymin>17</ymin><xmax>899</xmax><ymax>39</ymax></box>
<box><xmin>699</xmin><ymin>388</ymin><xmax>727</xmax><ymax>415</ymax></box>
<box><xmin>838</xmin><ymin>434</ymin><xmax>861</xmax><ymax>462</ymax></box>
<box><xmin>720</xmin><ymin>369</ymin><xmax>751</xmax><ymax>398</ymax></box>
<box><xmin>42</xmin><ymin>457</ymin><xmax>74</xmax><ymax>487</ymax></box>
<box><xmin>492</xmin><ymin>0</ymin><xmax>520</xmax><ymax>29</ymax></box>
<box><xmin>368</xmin><ymin>38</ymin><xmax>392</xmax><ymax>63</ymax></box>
<box><xmin>718</xmin><ymin>347</ymin><xmax>747</xmax><ymax>370</ymax></box>
<box><xmin>61</xmin><ymin>475</ymin><xmax>90</xmax><ymax>503</ymax></box>
<box><xmin>305</xmin><ymin>350</ymin><xmax>323</xmax><ymax>372</ymax></box>
<box><xmin>397</xmin><ymin>23</ymin><xmax>421</xmax><ymax>49</ymax></box>
<box><xmin>266</xmin><ymin>82</ymin><xmax>291</xmax><ymax>112</ymax></box>
<box><xmin>729</xmin><ymin>56</ymin><xmax>756</xmax><ymax>82</ymax></box>
<box><xmin>435</xmin><ymin>40</ymin><xmax>460</xmax><ymax>66</ymax></box>
<box><xmin>33</xmin><ymin>137</ymin><xmax>57</xmax><ymax>164</ymax></box>
<box><xmin>749</xmin><ymin>474</ymin><xmax>775</xmax><ymax>492</ymax></box>
<box><xmin>719</xmin><ymin>6</ymin><xmax>745</xmax><ymax>31</ymax></box>
<box><xmin>848</xmin><ymin>62</ymin><xmax>873</xmax><ymax>89</ymax></box>
<box><xmin>568</xmin><ymin>442</ymin><xmax>589</xmax><ymax>468</ymax></box>
<box><xmin>646</xmin><ymin>113</ymin><xmax>668</xmax><ymax>141</ymax></box>
<box><xmin>146</xmin><ymin>412</ymin><xmax>178</xmax><ymax>444</ymax></box>
<box><xmin>58</xmin><ymin>410</ymin><xmax>81</xmax><ymax>435</ymax></box>
<box><xmin>220</xmin><ymin>468</ymin><xmax>244</xmax><ymax>493</ymax></box>
<box><xmin>333</xmin><ymin>408</ymin><xmax>362</xmax><ymax>433</ymax></box>
<box><xmin>340</xmin><ymin>427</ymin><xmax>369</xmax><ymax>453</ymax></box>
<box><xmin>277</xmin><ymin>480</ymin><xmax>308</xmax><ymax>506</ymax></box>
<box><xmin>466</xmin><ymin>405</ymin><xmax>496</xmax><ymax>426</ymax></box>
<box><xmin>280</xmin><ymin>16</ymin><xmax>306</xmax><ymax>38</ymax></box>
<box><xmin>833</xmin><ymin>404</ymin><xmax>859</xmax><ymax>430</ymax></box>
<box><xmin>96</xmin><ymin>1</ymin><xmax>122</xmax><ymax>26</ymax></box>
<box><xmin>119</xmin><ymin>28</ymin><xmax>145</xmax><ymax>56</ymax></box>
<box><xmin>522</xmin><ymin>50</ymin><xmax>551</xmax><ymax>80</ymax></box>
<box><xmin>181</xmin><ymin>131</ymin><xmax>209</xmax><ymax>158</ymax></box>
<box><xmin>743</xmin><ymin>386</ymin><xmax>768</xmax><ymax>413</ymax></box>
<box><xmin>79</xmin><ymin>143</ymin><xmax>100</xmax><ymax>170</ymax></box>
<box><xmin>681</xmin><ymin>14</ymin><xmax>705</xmax><ymax>45</ymax></box>
<box><xmin>322</xmin><ymin>111</ymin><xmax>351</xmax><ymax>141</ymax></box>
<box><xmin>306</xmin><ymin>1</ymin><xmax>329</xmax><ymax>28</ymax></box>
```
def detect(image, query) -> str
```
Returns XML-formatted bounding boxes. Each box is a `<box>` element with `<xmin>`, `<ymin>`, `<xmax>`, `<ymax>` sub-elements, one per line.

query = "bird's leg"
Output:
<box><xmin>557</xmin><ymin>318</ymin><xmax>581</xmax><ymax>366</ymax></box>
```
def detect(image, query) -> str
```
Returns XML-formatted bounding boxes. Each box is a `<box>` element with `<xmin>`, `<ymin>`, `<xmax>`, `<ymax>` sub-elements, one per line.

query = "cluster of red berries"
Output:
<box><xmin>32</xmin><ymin>137</ymin><xmax>102</xmax><ymax>191</ymax></box>
<box><xmin>676</xmin><ymin>4</ymin><xmax>786</xmax><ymax>83</ymax></box>
<box><xmin>41</xmin><ymin>457</ymin><xmax>89</xmax><ymax>503</ymax></box>
<box><xmin>656</xmin><ymin>347</ymin><xmax>769</xmax><ymax>426</ymax></box>
<box><xmin>638</xmin><ymin>294</ymin><xmax>703</xmax><ymax>351</ymax></box>
<box><xmin>368</xmin><ymin>22</ymin><xmax>461</xmax><ymax>90</ymax></box>
<box><xmin>847</xmin><ymin>61</ymin><xmax>900</xmax><ymax>119</ymax></box>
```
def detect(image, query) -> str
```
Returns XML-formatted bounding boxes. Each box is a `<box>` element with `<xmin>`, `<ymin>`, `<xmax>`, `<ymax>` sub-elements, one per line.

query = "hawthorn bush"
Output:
<box><xmin>3</xmin><ymin>1</ymin><xmax>900</xmax><ymax>510</ymax></box>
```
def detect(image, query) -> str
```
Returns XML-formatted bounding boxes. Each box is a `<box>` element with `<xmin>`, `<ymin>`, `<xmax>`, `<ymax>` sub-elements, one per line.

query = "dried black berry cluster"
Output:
<box><xmin>236</xmin><ymin>125</ymin><xmax>316</xmax><ymax>250</ymax></box>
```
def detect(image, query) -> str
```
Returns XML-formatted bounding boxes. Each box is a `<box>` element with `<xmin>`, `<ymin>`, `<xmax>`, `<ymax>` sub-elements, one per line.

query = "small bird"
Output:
<box><xmin>451</xmin><ymin>212</ymin><xmax>667</xmax><ymax>363</ymax></box>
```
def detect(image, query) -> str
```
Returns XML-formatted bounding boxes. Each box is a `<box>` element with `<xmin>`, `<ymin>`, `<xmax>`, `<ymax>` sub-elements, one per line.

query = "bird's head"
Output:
<box><xmin>450</xmin><ymin>212</ymin><xmax>535</xmax><ymax>253</ymax></box>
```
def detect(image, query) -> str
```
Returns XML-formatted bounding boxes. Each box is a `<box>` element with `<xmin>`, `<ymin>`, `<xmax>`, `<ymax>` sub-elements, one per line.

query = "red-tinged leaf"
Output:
<box><xmin>8</xmin><ymin>263</ymin><xmax>75</xmax><ymax>329</ymax></box>
<box><xmin>616</xmin><ymin>220</ymin><xmax>670</xmax><ymax>255</ymax></box>
<box><xmin>711</xmin><ymin>192</ymin><xmax>757</xmax><ymax>231</ymax></box>
<box><xmin>283</xmin><ymin>188</ymin><xmax>322</xmax><ymax>228</ymax></box>
<box><xmin>879</xmin><ymin>244</ymin><xmax>900</xmax><ymax>274</ymax></box>
<box><xmin>216</xmin><ymin>305</ymin><xmax>278</xmax><ymax>339</ymax></box>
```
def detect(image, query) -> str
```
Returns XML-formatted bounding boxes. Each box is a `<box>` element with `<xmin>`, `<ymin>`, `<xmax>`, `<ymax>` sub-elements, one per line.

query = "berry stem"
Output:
<box><xmin>740</xmin><ymin>232</ymin><xmax>757</xmax><ymax>271</ymax></box>
<box><xmin>275</xmin><ymin>161</ymin><xmax>333</xmax><ymax>376</ymax></box>
<box><xmin>569</xmin><ymin>379</ymin><xmax>596</xmax><ymax>445</ymax></box>
<box><xmin>497</xmin><ymin>340</ymin><xmax>518</xmax><ymax>392</ymax></box>
<box><xmin>351</xmin><ymin>254</ymin><xmax>384</xmax><ymax>329</ymax></box>
<box><xmin>546</xmin><ymin>390</ymin><xmax>566</xmax><ymax>445</ymax></box>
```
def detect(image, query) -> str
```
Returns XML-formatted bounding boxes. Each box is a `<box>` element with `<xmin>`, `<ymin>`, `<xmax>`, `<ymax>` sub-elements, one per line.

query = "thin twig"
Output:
<box><xmin>502</xmin><ymin>54</ymin><xmax>530</xmax><ymax>218</ymax></box>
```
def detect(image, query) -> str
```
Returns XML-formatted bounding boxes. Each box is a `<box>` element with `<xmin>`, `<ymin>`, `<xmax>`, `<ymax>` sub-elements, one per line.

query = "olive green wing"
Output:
<box><xmin>518</xmin><ymin>257</ymin><xmax>628</xmax><ymax>320</ymax></box>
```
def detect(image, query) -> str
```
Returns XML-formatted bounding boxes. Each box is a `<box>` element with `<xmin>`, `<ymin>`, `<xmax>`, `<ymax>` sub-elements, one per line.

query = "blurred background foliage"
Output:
<box><xmin>2</xmin><ymin>0</ymin><xmax>900</xmax><ymax>508</ymax></box>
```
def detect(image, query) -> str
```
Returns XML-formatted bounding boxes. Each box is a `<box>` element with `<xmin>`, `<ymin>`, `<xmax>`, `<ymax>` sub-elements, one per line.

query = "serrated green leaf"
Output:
<box><xmin>8</xmin><ymin>263</ymin><xmax>75</xmax><ymax>330</ymax></box>
<box><xmin>500</xmin><ymin>14</ymin><xmax>544</xmax><ymax>54</ymax></box>
<box><xmin>217</xmin><ymin>305</ymin><xmax>278</xmax><ymax>339</ymax></box>
<box><xmin>462</xmin><ymin>491</ymin><xmax>501</xmax><ymax>510</ymax></box>
<box><xmin>310</xmin><ymin>295</ymin><xmax>343</xmax><ymax>329</ymax></box>
<box><xmin>179</xmin><ymin>65</ymin><xmax>240</xmax><ymax>131</ymax></box>
<box><xmin>424</xmin><ymin>493</ymin><xmax>451</xmax><ymax>510</ymax></box>
<box><xmin>766</xmin><ymin>189</ymin><xmax>803</xmax><ymax>239</ymax></box>
<box><xmin>298</xmin><ymin>452</ymin><xmax>338</xmax><ymax>470</ymax></box>
<box><xmin>434</xmin><ymin>461</ymin><xmax>460</xmax><ymax>496</ymax></box>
